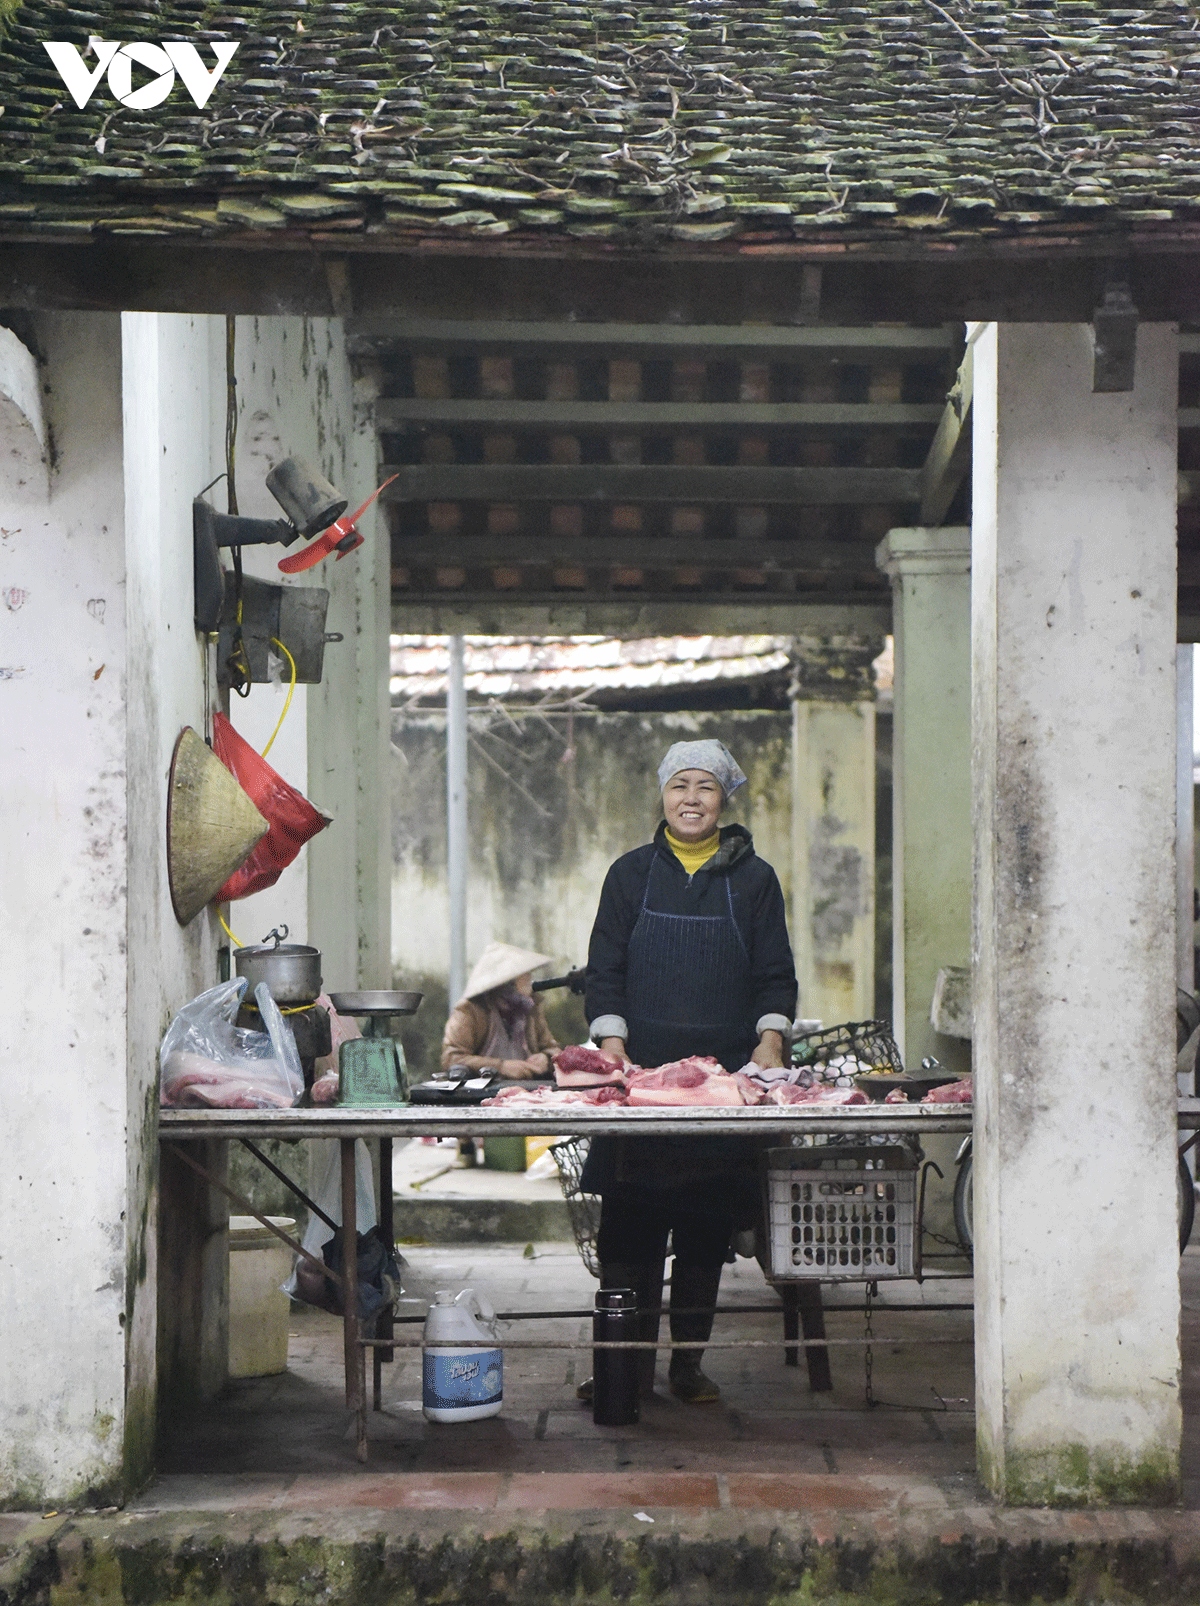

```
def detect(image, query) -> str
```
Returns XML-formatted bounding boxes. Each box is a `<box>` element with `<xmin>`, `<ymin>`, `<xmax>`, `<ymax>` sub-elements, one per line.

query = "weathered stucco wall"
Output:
<box><xmin>390</xmin><ymin>709</ymin><xmax>793</xmax><ymax>1073</ymax></box>
<box><xmin>122</xmin><ymin>312</ymin><xmax>230</xmax><ymax>1485</ymax></box>
<box><xmin>0</xmin><ymin>315</ymin><xmax>133</xmax><ymax>1507</ymax></box>
<box><xmin>0</xmin><ymin>309</ymin><xmax>376</xmax><ymax>1505</ymax></box>
<box><xmin>220</xmin><ymin>318</ymin><xmax>390</xmax><ymax>1221</ymax></box>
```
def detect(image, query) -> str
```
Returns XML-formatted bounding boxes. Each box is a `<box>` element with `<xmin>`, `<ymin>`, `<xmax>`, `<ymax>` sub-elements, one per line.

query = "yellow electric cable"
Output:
<box><xmin>218</xmin><ymin>911</ymin><xmax>245</xmax><ymax>948</ymax></box>
<box><xmin>260</xmin><ymin>636</ymin><xmax>297</xmax><ymax>759</ymax></box>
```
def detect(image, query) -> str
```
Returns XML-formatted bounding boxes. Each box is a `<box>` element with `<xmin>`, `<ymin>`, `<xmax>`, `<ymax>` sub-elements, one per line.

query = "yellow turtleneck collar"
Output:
<box><xmin>665</xmin><ymin>827</ymin><xmax>720</xmax><ymax>877</ymax></box>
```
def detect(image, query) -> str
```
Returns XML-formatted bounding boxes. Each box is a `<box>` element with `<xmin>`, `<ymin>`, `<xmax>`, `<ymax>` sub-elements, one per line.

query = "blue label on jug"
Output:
<box><xmin>423</xmin><ymin>1348</ymin><xmax>503</xmax><ymax>1410</ymax></box>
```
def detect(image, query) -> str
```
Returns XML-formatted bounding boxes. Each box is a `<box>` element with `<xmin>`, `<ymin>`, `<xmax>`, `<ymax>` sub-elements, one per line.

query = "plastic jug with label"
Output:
<box><xmin>422</xmin><ymin>1288</ymin><xmax>503</xmax><ymax>1422</ymax></box>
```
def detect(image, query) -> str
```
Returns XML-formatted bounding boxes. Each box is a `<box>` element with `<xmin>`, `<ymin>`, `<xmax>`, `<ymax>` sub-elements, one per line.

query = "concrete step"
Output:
<box><xmin>392</xmin><ymin>1142</ymin><xmax>576</xmax><ymax>1243</ymax></box>
<box><xmin>10</xmin><ymin>1495</ymin><xmax>1200</xmax><ymax>1606</ymax></box>
<box><xmin>393</xmin><ymin>1191</ymin><xmax>573</xmax><ymax>1244</ymax></box>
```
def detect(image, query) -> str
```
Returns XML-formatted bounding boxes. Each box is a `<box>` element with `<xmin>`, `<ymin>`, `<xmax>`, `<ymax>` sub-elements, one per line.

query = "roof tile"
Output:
<box><xmin>2</xmin><ymin>0</ymin><xmax>1199</xmax><ymax>246</ymax></box>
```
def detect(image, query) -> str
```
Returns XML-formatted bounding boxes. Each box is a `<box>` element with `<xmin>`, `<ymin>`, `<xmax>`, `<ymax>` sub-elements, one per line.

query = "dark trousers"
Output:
<box><xmin>596</xmin><ymin>1188</ymin><xmax>734</xmax><ymax>1270</ymax></box>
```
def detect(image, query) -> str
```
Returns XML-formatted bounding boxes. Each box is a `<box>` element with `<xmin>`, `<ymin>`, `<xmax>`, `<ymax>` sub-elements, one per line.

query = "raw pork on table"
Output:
<box><xmin>766</xmin><ymin>1082</ymin><xmax>868</xmax><ymax>1107</ymax></box>
<box><xmin>483</xmin><ymin>1082</ymin><xmax>625</xmax><ymax>1109</ymax></box>
<box><xmin>922</xmin><ymin>1076</ymin><xmax>973</xmax><ymax>1104</ymax></box>
<box><xmin>624</xmin><ymin>1056</ymin><xmax>747</xmax><ymax>1107</ymax></box>
<box><xmin>554</xmin><ymin>1044</ymin><xmax>631</xmax><ymax>1089</ymax></box>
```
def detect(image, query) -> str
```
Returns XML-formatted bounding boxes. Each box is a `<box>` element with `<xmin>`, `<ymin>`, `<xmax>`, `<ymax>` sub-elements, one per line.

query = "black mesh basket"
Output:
<box><xmin>791</xmin><ymin>1019</ymin><xmax>904</xmax><ymax>1076</ymax></box>
<box><xmin>551</xmin><ymin>1136</ymin><xmax>601</xmax><ymax>1279</ymax></box>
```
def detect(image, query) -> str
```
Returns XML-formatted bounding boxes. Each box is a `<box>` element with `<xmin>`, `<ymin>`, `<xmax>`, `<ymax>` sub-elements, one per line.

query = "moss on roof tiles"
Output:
<box><xmin>1</xmin><ymin>0</ymin><xmax>1199</xmax><ymax>247</ymax></box>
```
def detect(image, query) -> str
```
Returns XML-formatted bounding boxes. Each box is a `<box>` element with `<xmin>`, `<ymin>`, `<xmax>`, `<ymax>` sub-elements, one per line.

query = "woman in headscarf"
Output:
<box><xmin>580</xmin><ymin>740</ymin><xmax>797</xmax><ymax>1404</ymax></box>
<box><xmin>441</xmin><ymin>941</ymin><xmax>560</xmax><ymax>1078</ymax></box>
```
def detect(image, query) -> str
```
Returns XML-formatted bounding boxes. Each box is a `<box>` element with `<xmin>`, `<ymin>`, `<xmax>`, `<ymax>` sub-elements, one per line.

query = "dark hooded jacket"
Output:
<box><xmin>586</xmin><ymin>821</ymin><xmax>797</xmax><ymax>1066</ymax></box>
<box><xmin>581</xmin><ymin>821</ymin><xmax>797</xmax><ymax>1199</ymax></box>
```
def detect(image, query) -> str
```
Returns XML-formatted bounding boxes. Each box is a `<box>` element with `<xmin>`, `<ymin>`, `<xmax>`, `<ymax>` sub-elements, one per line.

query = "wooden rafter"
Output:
<box><xmin>918</xmin><ymin>343</ymin><xmax>974</xmax><ymax>526</ymax></box>
<box><xmin>381</xmin><ymin>465</ymin><xmax>921</xmax><ymax>504</ymax></box>
<box><xmin>376</xmin><ymin>398</ymin><xmax>945</xmax><ymax>431</ymax></box>
<box><xmin>389</xmin><ymin>538</ymin><xmax>885</xmax><ymax>571</ymax></box>
<box><xmin>352</xmin><ymin>319</ymin><xmax>957</xmax><ymax>362</ymax></box>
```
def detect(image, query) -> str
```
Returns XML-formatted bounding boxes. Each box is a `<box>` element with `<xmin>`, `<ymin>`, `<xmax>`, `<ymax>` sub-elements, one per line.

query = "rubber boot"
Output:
<box><xmin>577</xmin><ymin>1262</ymin><xmax>641</xmax><ymax>1404</ymax></box>
<box><xmin>668</xmin><ymin>1263</ymin><xmax>723</xmax><ymax>1403</ymax></box>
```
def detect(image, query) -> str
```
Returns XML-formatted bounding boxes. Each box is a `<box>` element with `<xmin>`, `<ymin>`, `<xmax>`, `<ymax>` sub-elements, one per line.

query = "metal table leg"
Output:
<box><xmin>781</xmin><ymin>1284</ymin><xmax>801</xmax><ymax>1367</ymax></box>
<box><xmin>374</xmin><ymin>1136</ymin><xmax>394</xmax><ymax>1411</ymax></box>
<box><xmin>798</xmin><ymin>1284</ymin><xmax>833</xmax><ymax>1393</ymax></box>
<box><xmin>340</xmin><ymin>1138</ymin><xmax>366</xmax><ymax>1460</ymax></box>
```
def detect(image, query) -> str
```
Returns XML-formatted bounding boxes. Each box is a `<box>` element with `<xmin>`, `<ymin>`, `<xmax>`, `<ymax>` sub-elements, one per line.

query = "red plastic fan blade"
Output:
<box><xmin>277</xmin><ymin>527</ymin><xmax>343</xmax><ymax>574</ymax></box>
<box><xmin>276</xmin><ymin>474</ymin><xmax>398</xmax><ymax>574</ymax></box>
<box><xmin>339</xmin><ymin>473</ymin><xmax>398</xmax><ymax>530</ymax></box>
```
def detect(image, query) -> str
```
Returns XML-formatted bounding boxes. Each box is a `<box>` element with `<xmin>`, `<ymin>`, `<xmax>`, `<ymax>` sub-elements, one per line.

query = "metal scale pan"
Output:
<box><xmin>329</xmin><ymin>992</ymin><xmax>422</xmax><ymax>1106</ymax></box>
<box><xmin>329</xmin><ymin>990</ymin><xmax>423</xmax><ymax>1018</ymax></box>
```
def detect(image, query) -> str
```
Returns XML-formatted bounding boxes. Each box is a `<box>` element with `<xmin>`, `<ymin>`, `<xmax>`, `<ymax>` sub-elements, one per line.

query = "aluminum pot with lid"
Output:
<box><xmin>234</xmin><ymin>926</ymin><xmax>322</xmax><ymax>1004</ymax></box>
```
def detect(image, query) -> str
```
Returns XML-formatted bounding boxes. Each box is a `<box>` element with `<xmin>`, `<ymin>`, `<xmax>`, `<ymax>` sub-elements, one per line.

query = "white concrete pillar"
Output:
<box><xmin>1177</xmin><ymin>645</ymin><xmax>1194</xmax><ymax>992</ymax></box>
<box><xmin>791</xmin><ymin>648</ymin><xmax>877</xmax><ymax>1025</ymax></box>
<box><xmin>0</xmin><ymin>318</ymin><xmax>133</xmax><ymax>1506</ymax></box>
<box><xmin>877</xmin><ymin>528</ymin><xmax>972</xmax><ymax>1077</ymax></box>
<box><xmin>972</xmin><ymin>322</ymin><xmax>1180</xmax><ymax>1504</ymax></box>
<box><xmin>306</xmin><ymin>340</ymin><xmax>392</xmax><ymax>990</ymax></box>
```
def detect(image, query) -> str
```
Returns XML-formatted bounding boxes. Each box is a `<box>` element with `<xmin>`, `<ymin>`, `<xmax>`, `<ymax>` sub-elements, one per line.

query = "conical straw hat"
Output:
<box><xmin>461</xmin><ymin>941</ymin><xmax>552</xmax><ymax>1002</ymax></box>
<box><xmin>168</xmin><ymin>726</ymin><xmax>269</xmax><ymax>926</ymax></box>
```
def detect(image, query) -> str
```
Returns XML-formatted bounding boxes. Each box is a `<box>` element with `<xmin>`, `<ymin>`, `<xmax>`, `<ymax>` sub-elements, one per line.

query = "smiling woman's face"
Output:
<box><xmin>662</xmin><ymin>769</ymin><xmax>724</xmax><ymax>843</ymax></box>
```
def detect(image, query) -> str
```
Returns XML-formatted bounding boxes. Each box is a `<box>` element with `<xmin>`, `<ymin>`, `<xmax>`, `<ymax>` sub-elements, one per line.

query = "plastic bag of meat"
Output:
<box><xmin>555</xmin><ymin>1044</ymin><xmax>631</xmax><ymax>1088</ymax></box>
<box><xmin>922</xmin><ymin>1076</ymin><xmax>973</xmax><ymax>1104</ymax></box>
<box><xmin>160</xmin><ymin>977</ymin><xmax>304</xmax><ymax>1109</ymax></box>
<box><xmin>625</xmin><ymin>1057</ymin><xmax>746</xmax><ymax>1107</ymax></box>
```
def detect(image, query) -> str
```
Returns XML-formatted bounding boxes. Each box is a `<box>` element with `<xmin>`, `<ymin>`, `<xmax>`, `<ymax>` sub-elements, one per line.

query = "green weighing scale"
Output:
<box><xmin>329</xmin><ymin>991</ymin><xmax>423</xmax><ymax>1106</ymax></box>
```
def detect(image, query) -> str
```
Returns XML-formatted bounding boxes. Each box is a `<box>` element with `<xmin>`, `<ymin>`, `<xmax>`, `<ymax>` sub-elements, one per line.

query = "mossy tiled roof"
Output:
<box><xmin>1</xmin><ymin>0</ymin><xmax>1199</xmax><ymax>250</ymax></box>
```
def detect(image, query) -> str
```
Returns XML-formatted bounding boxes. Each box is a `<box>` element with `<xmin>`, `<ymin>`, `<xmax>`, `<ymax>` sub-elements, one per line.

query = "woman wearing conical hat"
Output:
<box><xmin>440</xmin><ymin>941</ymin><xmax>561</xmax><ymax>1079</ymax></box>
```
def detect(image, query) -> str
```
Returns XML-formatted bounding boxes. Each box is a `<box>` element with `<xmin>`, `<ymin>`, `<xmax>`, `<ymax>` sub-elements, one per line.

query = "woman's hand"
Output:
<box><xmin>499</xmin><ymin>1059</ymin><xmax>537</xmax><ymax>1079</ymax></box>
<box><xmin>751</xmin><ymin>1029</ymin><xmax>785</xmax><ymax>1071</ymax></box>
<box><xmin>524</xmin><ymin>1052</ymin><xmax>550</xmax><ymax>1076</ymax></box>
<box><xmin>598</xmin><ymin>1036</ymin><xmax>630</xmax><ymax>1063</ymax></box>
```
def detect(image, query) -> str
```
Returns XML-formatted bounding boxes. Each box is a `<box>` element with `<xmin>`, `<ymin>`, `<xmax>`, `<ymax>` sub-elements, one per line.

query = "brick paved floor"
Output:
<box><xmin>145</xmin><ymin>1239</ymin><xmax>1200</xmax><ymax>1515</ymax></box>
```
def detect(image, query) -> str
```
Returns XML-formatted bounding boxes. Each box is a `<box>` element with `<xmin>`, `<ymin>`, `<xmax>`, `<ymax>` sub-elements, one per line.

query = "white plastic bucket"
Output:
<box><xmin>423</xmin><ymin>1288</ymin><xmax>503</xmax><ymax>1422</ymax></box>
<box><xmin>228</xmin><ymin>1215</ymin><xmax>296</xmax><ymax>1378</ymax></box>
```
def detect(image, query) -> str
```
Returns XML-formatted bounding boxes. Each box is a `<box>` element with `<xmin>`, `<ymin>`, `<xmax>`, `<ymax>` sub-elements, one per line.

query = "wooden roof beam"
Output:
<box><xmin>380</xmin><ymin>464</ymin><xmax>920</xmax><ymax>503</ymax></box>
<box><xmin>389</xmin><ymin>538</ymin><xmax>885</xmax><ymax>572</ymax></box>
<box><xmin>376</xmin><ymin>398</ymin><xmax>944</xmax><ymax>431</ymax></box>
<box><xmin>918</xmin><ymin>342</ymin><xmax>974</xmax><ymax>527</ymax></box>
<box><xmin>352</xmin><ymin>318</ymin><xmax>957</xmax><ymax>363</ymax></box>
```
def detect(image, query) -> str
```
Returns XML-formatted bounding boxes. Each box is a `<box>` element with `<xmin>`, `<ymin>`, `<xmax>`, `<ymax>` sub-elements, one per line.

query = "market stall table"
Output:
<box><xmin>160</xmin><ymin>1100</ymin><xmax>1200</xmax><ymax>1461</ymax></box>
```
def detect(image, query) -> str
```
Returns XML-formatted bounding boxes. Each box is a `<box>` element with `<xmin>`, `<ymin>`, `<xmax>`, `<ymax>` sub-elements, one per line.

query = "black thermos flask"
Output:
<box><xmin>592</xmin><ymin>1287</ymin><xmax>640</xmax><ymax>1426</ymax></box>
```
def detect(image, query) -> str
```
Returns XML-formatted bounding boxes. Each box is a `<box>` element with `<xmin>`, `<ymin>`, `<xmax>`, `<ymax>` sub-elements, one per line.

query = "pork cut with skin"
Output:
<box><xmin>768</xmin><ymin>1083</ymin><xmax>868</xmax><ymax>1106</ymax></box>
<box><xmin>624</xmin><ymin>1057</ymin><xmax>746</xmax><ymax>1107</ymax></box>
<box><xmin>554</xmin><ymin>1044</ymin><xmax>631</xmax><ymax>1088</ymax></box>
<box><xmin>582</xmin><ymin>1083</ymin><xmax>628</xmax><ymax>1104</ymax></box>
<box><xmin>922</xmin><ymin>1076</ymin><xmax>973</xmax><ymax>1103</ymax></box>
<box><xmin>483</xmin><ymin>1084</ymin><xmax>594</xmax><ymax>1108</ymax></box>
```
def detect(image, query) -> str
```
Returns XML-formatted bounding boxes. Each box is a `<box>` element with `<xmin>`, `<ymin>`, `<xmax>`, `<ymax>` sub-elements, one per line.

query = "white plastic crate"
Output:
<box><xmin>764</xmin><ymin>1146</ymin><xmax>919</xmax><ymax>1280</ymax></box>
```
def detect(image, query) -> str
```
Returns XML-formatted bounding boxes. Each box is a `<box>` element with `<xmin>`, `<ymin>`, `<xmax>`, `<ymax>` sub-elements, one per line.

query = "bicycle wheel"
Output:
<box><xmin>953</xmin><ymin>1151</ymin><xmax>973</xmax><ymax>1254</ymax></box>
<box><xmin>957</xmin><ymin>1152</ymin><xmax>1192</xmax><ymax>1254</ymax></box>
<box><xmin>1180</xmin><ymin>1155</ymin><xmax>1196</xmax><ymax>1254</ymax></box>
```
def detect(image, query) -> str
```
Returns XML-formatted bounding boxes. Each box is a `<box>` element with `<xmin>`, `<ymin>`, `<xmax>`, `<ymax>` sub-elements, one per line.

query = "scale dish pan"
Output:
<box><xmin>329</xmin><ymin>990</ymin><xmax>423</xmax><ymax>1016</ymax></box>
<box><xmin>853</xmin><ymin>1072</ymin><xmax>958</xmax><ymax>1102</ymax></box>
